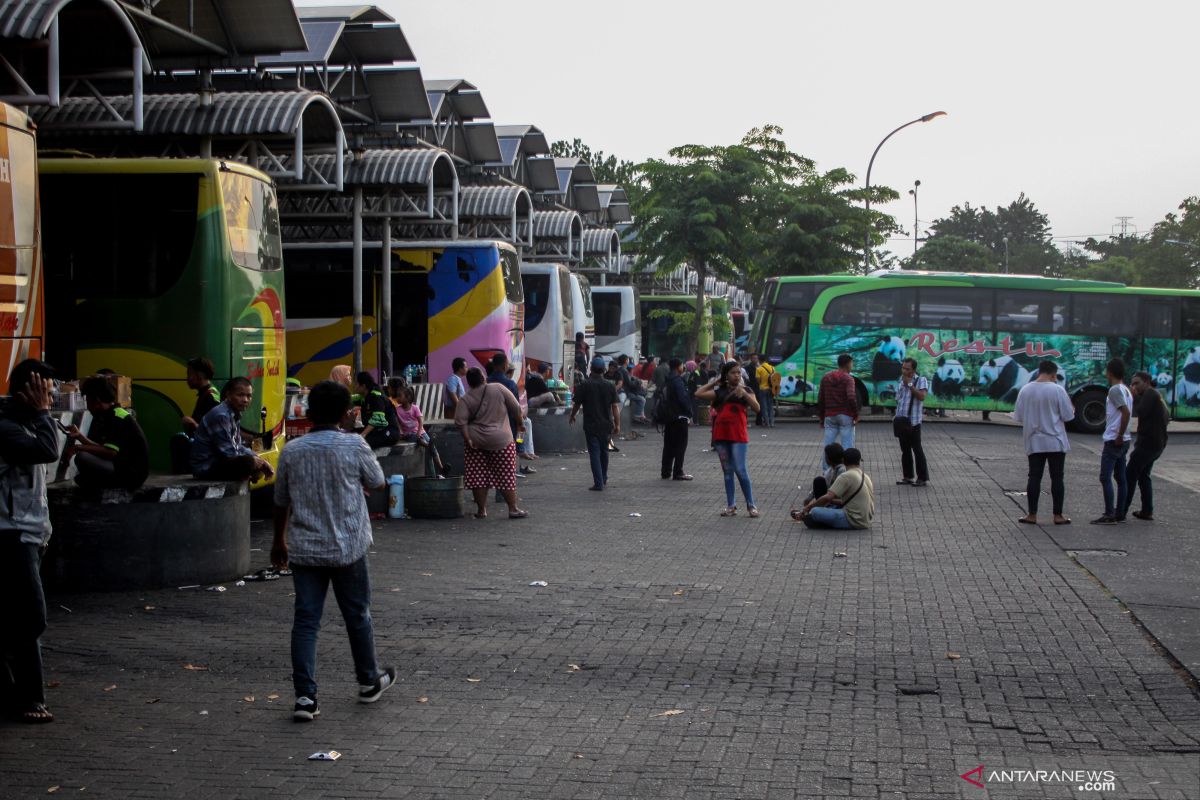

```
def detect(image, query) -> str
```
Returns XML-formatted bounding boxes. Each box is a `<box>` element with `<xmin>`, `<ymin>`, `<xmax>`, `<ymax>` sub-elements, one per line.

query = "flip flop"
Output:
<box><xmin>720</xmin><ymin>507</ymin><xmax>738</xmax><ymax>517</ymax></box>
<box><xmin>20</xmin><ymin>703</ymin><xmax>53</xmax><ymax>724</ymax></box>
<box><xmin>508</xmin><ymin>509</ymin><xmax>529</xmax><ymax>519</ymax></box>
<box><xmin>1054</xmin><ymin>518</ymin><xmax>1072</xmax><ymax>525</ymax></box>
<box><xmin>1017</xmin><ymin>517</ymin><xmax>1037</xmax><ymax>525</ymax></box>
<box><xmin>473</xmin><ymin>512</ymin><xmax>487</xmax><ymax>519</ymax></box>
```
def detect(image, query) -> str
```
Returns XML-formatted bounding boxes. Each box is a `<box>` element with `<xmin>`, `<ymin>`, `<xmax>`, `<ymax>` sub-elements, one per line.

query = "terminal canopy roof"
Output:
<box><xmin>125</xmin><ymin>0</ymin><xmax>307</xmax><ymax>64</ymax></box>
<box><xmin>597</xmin><ymin>184</ymin><xmax>632</xmax><ymax>223</ymax></box>
<box><xmin>259</xmin><ymin>5</ymin><xmax>413</xmax><ymax>67</ymax></box>
<box><xmin>551</xmin><ymin>157</ymin><xmax>600</xmax><ymax>212</ymax></box>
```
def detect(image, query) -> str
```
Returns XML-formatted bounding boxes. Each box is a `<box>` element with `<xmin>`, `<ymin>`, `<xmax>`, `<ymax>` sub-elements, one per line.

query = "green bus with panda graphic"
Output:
<box><xmin>754</xmin><ymin>271</ymin><xmax>1200</xmax><ymax>433</ymax></box>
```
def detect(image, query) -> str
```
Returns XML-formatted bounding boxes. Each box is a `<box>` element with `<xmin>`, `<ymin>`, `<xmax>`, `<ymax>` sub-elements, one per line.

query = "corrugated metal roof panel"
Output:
<box><xmin>532</xmin><ymin>209</ymin><xmax>582</xmax><ymax>240</ymax></box>
<box><xmin>582</xmin><ymin>228</ymin><xmax>619</xmax><ymax>255</ymax></box>
<box><xmin>304</xmin><ymin>148</ymin><xmax>454</xmax><ymax>188</ymax></box>
<box><xmin>459</xmin><ymin>185</ymin><xmax>531</xmax><ymax>218</ymax></box>
<box><xmin>0</xmin><ymin>0</ymin><xmax>58</xmax><ymax>39</ymax></box>
<box><xmin>35</xmin><ymin>90</ymin><xmax>342</xmax><ymax>139</ymax></box>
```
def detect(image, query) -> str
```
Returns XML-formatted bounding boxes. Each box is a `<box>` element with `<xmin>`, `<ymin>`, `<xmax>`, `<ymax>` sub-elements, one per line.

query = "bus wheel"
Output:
<box><xmin>1071</xmin><ymin>390</ymin><xmax>1106</xmax><ymax>434</ymax></box>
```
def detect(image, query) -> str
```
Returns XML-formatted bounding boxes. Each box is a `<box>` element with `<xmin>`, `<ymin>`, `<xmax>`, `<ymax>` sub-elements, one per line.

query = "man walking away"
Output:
<box><xmin>893</xmin><ymin>358</ymin><xmax>930</xmax><ymax>487</ymax></box>
<box><xmin>660</xmin><ymin>358</ymin><xmax>693</xmax><ymax>481</ymax></box>
<box><xmin>1123</xmin><ymin>370</ymin><xmax>1168</xmax><ymax>521</ymax></box>
<box><xmin>1012</xmin><ymin>361</ymin><xmax>1074</xmax><ymax>526</ymax></box>
<box><xmin>0</xmin><ymin>360</ymin><xmax>59</xmax><ymax>724</ymax></box>
<box><xmin>1092</xmin><ymin>358</ymin><xmax>1132</xmax><ymax>524</ymax></box>
<box><xmin>570</xmin><ymin>357</ymin><xmax>620</xmax><ymax>491</ymax></box>
<box><xmin>796</xmin><ymin>448</ymin><xmax>874</xmax><ymax>530</ymax></box>
<box><xmin>272</xmin><ymin>381</ymin><xmax>395</xmax><ymax>722</ymax></box>
<box><xmin>816</xmin><ymin>354</ymin><xmax>859</xmax><ymax>467</ymax></box>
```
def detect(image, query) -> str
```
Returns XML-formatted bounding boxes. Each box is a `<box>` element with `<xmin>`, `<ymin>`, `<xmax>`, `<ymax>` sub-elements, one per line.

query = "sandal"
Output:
<box><xmin>720</xmin><ymin>507</ymin><xmax>737</xmax><ymax>517</ymax></box>
<box><xmin>790</xmin><ymin>509</ymin><xmax>805</xmax><ymax>522</ymax></box>
<box><xmin>747</xmin><ymin>507</ymin><xmax>760</xmax><ymax>518</ymax></box>
<box><xmin>20</xmin><ymin>703</ymin><xmax>53</xmax><ymax>724</ymax></box>
<box><xmin>508</xmin><ymin>509</ymin><xmax>529</xmax><ymax>519</ymax></box>
<box><xmin>1017</xmin><ymin>516</ymin><xmax>1037</xmax><ymax>525</ymax></box>
<box><xmin>473</xmin><ymin>511</ymin><xmax>488</xmax><ymax>519</ymax></box>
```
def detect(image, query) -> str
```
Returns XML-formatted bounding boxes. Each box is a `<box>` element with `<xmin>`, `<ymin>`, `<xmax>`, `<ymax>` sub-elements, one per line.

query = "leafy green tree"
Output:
<box><xmin>635</xmin><ymin>125</ymin><xmax>898</xmax><ymax>351</ymax></box>
<box><xmin>906</xmin><ymin>235</ymin><xmax>998</xmax><ymax>272</ymax></box>
<box><xmin>925</xmin><ymin>193</ymin><xmax>1064</xmax><ymax>275</ymax></box>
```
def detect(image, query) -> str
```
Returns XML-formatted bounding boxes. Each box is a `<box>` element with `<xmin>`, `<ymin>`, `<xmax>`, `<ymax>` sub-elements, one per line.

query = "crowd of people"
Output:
<box><xmin>0</xmin><ymin>346</ymin><xmax>1174</xmax><ymax>726</ymax></box>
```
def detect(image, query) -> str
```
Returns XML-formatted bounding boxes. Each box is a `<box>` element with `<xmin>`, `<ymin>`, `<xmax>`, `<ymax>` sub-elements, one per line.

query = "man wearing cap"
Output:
<box><xmin>570</xmin><ymin>357</ymin><xmax>620</xmax><ymax>491</ymax></box>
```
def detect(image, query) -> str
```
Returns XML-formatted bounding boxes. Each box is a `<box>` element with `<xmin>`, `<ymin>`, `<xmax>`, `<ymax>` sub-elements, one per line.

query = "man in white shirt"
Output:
<box><xmin>1092</xmin><ymin>358</ymin><xmax>1132</xmax><ymax>525</ymax></box>
<box><xmin>1013</xmin><ymin>361</ymin><xmax>1075</xmax><ymax>526</ymax></box>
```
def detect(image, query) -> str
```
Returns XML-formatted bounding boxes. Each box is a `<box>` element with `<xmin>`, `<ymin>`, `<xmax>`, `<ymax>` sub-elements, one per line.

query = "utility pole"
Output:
<box><xmin>908</xmin><ymin>180</ymin><xmax>921</xmax><ymax>258</ymax></box>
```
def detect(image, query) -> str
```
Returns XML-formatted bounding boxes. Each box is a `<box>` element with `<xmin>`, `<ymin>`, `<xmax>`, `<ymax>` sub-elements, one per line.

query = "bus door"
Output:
<box><xmin>0</xmin><ymin>113</ymin><xmax>40</xmax><ymax>391</ymax></box>
<box><xmin>232</xmin><ymin>326</ymin><xmax>285</xmax><ymax>451</ymax></box>
<box><xmin>1138</xmin><ymin>297</ymin><xmax>1177</xmax><ymax>410</ymax></box>
<box><xmin>766</xmin><ymin>310</ymin><xmax>808</xmax><ymax>397</ymax></box>
<box><xmin>389</xmin><ymin>249</ymin><xmax>429</xmax><ymax>377</ymax></box>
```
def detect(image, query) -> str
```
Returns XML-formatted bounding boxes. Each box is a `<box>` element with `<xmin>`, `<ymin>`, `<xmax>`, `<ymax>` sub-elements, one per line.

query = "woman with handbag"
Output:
<box><xmin>454</xmin><ymin>367</ymin><xmax>528</xmax><ymax>520</ymax></box>
<box><xmin>893</xmin><ymin>358</ymin><xmax>930</xmax><ymax>487</ymax></box>
<box><xmin>695</xmin><ymin>361</ymin><xmax>761</xmax><ymax>517</ymax></box>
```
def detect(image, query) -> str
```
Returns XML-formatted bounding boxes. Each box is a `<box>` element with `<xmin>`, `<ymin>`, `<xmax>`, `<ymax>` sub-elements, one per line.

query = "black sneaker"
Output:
<box><xmin>1090</xmin><ymin>515</ymin><xmax>1118</xmax><ymax>525</ymax></box>
<box><xmin>358</xmin><ymin>666</ymin><xmax>396</xmax><ymax>704</ymax></box>
<box><xmin>294</xmin><ymin>696</ymin><xmax>320</xmax><ymax>721</ymax></box>
<box><xmin>1132</xmin><ymin>510</ymin><xmax>1154</xmax><ymax>521</ymax></box>
<box><xmin>913</xmin><ymin>479</ymin><xmax>928</xmax><ymax>487</ymax></box>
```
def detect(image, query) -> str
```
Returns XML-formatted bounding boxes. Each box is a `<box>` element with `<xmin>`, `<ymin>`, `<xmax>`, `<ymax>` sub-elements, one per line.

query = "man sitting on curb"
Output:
<box><xmin>64</xmin><ymin>376</ymin><xmax>150</xmax><ymax>491</ymax></box>
<box><xmin>271</xmin><ymin>380</ymin><xmax>395</xmax><ymax>722</ymax></box>
<box><xmin>794</xmin><ymin>447</ymin><xmax>875</xmax><ymax>530</ymax></box>
<box><xmin>190</xmin><ymin>377</ymin><xmax>274</xmax><ymax>483</ymax></box>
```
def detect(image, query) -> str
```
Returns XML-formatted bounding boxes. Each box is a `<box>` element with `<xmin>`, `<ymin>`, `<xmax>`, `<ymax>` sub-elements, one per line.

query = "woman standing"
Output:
<box><xmin>355</xmin><ymin>372</ymin><xmax>400</xmax><ymax>450</ymax></box>
<box><xmin>696</xmin><ymin>362</ymin><xmax>761</xmax><ymax>518</ymax></box>
<box><xmin>454</xmin><ymin>367</ymin><xmax>528</xmax><ymax>519</ymax></box>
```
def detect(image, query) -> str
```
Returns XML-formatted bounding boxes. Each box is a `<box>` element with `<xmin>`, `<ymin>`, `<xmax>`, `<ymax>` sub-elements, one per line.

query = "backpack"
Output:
<box><xmin>653</xmin><ymin>387</ymin><xmax>675</xmax><ymax>425</ymax></box>
<box><xmin>769</xmin><ymin>367</ymin><xmax>782</xmax><ymax>396</ymax></box>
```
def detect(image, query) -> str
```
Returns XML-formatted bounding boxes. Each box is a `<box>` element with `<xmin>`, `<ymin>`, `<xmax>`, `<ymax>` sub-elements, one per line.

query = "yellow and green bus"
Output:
<box><xmin>39</xmin><ymin>158</ymin><xmax>286</xmax><ymax>474</ymax></box>
<box><xmin>754</xmin><ymin>271</ymin><xmax>1200</xmax><ymax>432</ymax></box>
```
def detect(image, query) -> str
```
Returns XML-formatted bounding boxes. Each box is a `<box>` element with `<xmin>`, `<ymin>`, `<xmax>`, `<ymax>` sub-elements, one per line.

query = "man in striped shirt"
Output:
<box><xmin>893</xmin><ymin>358</ymin><xmax>930</xmax><ymax>487</ymax></box>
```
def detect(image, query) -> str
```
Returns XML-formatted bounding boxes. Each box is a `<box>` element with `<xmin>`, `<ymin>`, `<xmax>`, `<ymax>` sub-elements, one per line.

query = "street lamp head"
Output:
<box><xmin>914</xmin><ymin>179</ymin><xmax>921</xmax><ymax>188</ymax></box>
<box><xmin>920</xmin><ymin>111</ymin><xmax>948</xmax><ymax>123</ymax></box>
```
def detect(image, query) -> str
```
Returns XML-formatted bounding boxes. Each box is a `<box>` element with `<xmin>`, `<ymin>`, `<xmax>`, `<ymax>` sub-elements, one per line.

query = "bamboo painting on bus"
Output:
<box><xmin>39</xmin><ymin>158</ymin><xmax>287</xmax><ymax>474</ymax></box>
<box><xmin>285</xmin><ymin>239</ymin><xmax>525</xmax><ymax>395</ymax></box>
<box><xmin>755</xmin><ymin>272</ymin><xmax>1200</xmax><ymax>432</ymax></box>
<box><xmin>0</xmin><ymin>103</ymin><xmax>42</xmax><ymax>392</ymax></box>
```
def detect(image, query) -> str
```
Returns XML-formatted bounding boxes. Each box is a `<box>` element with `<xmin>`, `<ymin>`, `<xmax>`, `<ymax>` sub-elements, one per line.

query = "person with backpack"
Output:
<box><xmin>754</xmin><ymin>355</ymin><xmax>777</xmax><ymax>428</ymax></box>
<box><xmin>794</xmin><ymin>448</ymin><xmax>875</xmax><ymax>529</ymax></box>
<box><xmin>658</xmin><ymin>358</ymin><xmax>693</xmax><ymax>481</ymax></box>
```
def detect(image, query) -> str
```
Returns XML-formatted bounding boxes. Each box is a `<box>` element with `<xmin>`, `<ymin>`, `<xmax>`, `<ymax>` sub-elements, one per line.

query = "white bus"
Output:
<box><xmin>521</xmin><ymin>262</ymin><xmax>575</xmax><ymax>382</ymax></box>
<box><xmin>591</xmin><ymin>285</ymin><xmax>641</xmax><ymax>362</ymax></box>
<box><xmin>568</xmin><ymin>271</ymin><xmax>595</xmax><ymax>364</ymax></box>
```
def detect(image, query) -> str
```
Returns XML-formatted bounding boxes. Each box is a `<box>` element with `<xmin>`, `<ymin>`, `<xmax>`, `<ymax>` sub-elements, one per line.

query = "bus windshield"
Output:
<box><xmin>220</xmin><ymin>170</ymin><xmax>282</xmax><ymax>271</ymax></box>
<box><xmin>522</xmin><ymin>273</ymin><xmax>551</xmax><ymax>331</ymax></box>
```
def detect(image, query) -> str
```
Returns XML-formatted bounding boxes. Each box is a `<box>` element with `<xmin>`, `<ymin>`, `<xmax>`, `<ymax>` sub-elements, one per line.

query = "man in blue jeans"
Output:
<box><xmin>272</xmin><ymin>381</ymin><xmax>395</xmax><ymax>721</ymax></box>
<box><xmin>816</xmin><ymin>353</ymin><xmax>859</xmax><ymax>468</ymax></box>
<box><xmin>796</xmin><ymin>448</ymin><xmax>875</xmax><ymax>529</ymax></box>
<box><xmin>1092</xmin><ymin>358</ymin><xmax>1132</xmax><ymax>525</ymax></box>
<box><xmin>569</xmin><ymin>357</ymin><xmax>620</xmax><ymax>491</ymax></box>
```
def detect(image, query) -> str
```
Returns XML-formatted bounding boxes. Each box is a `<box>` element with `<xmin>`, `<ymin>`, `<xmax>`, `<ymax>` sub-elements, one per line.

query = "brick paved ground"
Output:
<box><xmin>3</xmin><ymin>422</ymin><xmax>1199</xmax><ymax>799</ymax></box>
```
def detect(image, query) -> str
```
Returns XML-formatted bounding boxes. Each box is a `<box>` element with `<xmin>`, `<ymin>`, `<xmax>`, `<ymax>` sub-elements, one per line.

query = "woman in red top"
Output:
<box><xmin>696</xmin><ymin>361</ymin><xmax>761</xmax><ymax>517</ymax></box>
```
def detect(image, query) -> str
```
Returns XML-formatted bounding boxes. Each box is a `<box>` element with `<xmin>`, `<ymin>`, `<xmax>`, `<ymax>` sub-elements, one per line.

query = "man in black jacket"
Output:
<box><xmin>0</xmin><ymin>359</ymin><xmax>60</xmax><ymax>723</ymax></box>
<box><xmin>1123</xmin><ymin>371</ymin><xmax>1169</xmax><ymax>521</ymax></box>
<box><xmin>660</xmin><ymin>358</ymin><xmax>693</xmax><ymax>481</ymax></box>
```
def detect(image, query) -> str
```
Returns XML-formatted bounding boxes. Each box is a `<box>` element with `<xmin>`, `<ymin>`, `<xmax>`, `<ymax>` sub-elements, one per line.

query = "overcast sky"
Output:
<box><xmin>327</xmin><ymin>0</ymin><xmax>1199</xmax><ymax>259</ymax></box>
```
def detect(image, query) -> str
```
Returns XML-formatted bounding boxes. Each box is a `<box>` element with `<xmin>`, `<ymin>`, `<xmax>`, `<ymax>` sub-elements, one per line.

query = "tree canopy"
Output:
<box><xmin>633</xmin><ymin>125</ymin><xmax>898</xmax><ymax>353</ymax></box>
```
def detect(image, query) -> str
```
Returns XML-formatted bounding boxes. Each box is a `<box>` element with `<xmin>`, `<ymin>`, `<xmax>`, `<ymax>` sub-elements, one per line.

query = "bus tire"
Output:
<box><xmin>1071</xmin><ymin>389</ymin><xmax>1106</xmax><ymax>434</ymax></box>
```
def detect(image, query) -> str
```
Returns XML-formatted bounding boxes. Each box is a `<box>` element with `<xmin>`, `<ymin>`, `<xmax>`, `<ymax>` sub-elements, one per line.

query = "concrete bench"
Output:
<box><xmin>45</xmin><ymin>476</ymin><xmax>250</xmax><ymax>591</ymax></box>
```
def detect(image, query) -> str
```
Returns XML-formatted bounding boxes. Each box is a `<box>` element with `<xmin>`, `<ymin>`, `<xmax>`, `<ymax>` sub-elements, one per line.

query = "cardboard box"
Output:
<box><xmin>88</xmin><ymin>374</ymin><xmax>132</xmax><ymax>408</ymax></box>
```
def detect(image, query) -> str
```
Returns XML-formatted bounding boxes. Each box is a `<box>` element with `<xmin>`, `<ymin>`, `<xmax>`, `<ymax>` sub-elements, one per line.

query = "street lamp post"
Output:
<box><xmin>1003</xmin><ymin>236</ymin><xmax>1009</xmax><ymax>273</ymax></box>
<box><xmin>864</xmin><ymin>111</ymin><xmax>947</xmax><ymax>270</ymax></box>
<box><xmin>908</xmin><ymin>180</ymin><xmax>921</xmax><ymax>258</ymax></box>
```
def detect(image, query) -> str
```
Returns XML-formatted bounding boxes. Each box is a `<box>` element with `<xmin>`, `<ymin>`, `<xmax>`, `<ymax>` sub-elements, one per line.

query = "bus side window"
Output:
<box><xmin>1182</xmin><ymin>298</ymin><xmax>1200</xmax><ymax>339</ymax></box>
<box><xmin>1069</xmin><ymin>294</ymin><xmax>1138</xmax><ymax>336</ymax></box>
<box><xmin>1140</xmin><ymin>298</ymin><xmax>1178</xmax><ymax>339</ymax></box>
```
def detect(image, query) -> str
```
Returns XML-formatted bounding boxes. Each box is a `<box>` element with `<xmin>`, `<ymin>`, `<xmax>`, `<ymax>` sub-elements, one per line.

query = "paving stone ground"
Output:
<box><xmin>2</xmin><ymin>421</ymin><xmax>1199</xmax><ymax>799</ymax></box>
